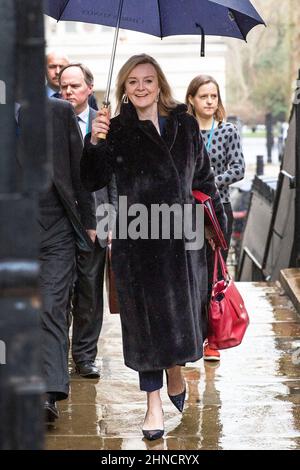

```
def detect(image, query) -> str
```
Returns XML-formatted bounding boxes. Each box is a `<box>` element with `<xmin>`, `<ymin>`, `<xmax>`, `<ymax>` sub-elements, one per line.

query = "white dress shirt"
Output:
<box><xmin>77</xmin><ymin>106</ymin><xmax>90</xmax><ymax>138</ymax></box>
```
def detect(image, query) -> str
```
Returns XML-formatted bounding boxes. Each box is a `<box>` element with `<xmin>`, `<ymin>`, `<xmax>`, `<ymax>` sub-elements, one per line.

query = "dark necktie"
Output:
<box><xmin>77</xmin><ymin>116</ymin><xmax>83</xmax><ymax>139</ymax></box>
<box><xmin>52</xmin><ymin>92</ymin><xmax>61</xmax><ymax>99</ymax></box>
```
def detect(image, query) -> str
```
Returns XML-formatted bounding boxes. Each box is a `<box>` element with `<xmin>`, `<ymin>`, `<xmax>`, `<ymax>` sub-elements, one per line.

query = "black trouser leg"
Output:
<box><xmin>71</xmin><ymin>239</ymin><xmax>106</xmax><ymax>364</ymax></box>
<box><xmin>139</xmin><ymin>370</ymin><xmax>164</xmax><ymax>392</ymax></box>
<box><xmin>39</xmin><ymin>216</ymin><xmax>75</xmax><ymax>401</ymax></box>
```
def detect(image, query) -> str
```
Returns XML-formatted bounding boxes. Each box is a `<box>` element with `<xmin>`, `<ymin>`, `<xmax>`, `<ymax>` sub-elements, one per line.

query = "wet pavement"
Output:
<box><xmin>46</xmin><ymin>282</ymin><xmax>300</xmax><ymax>450</ymax></box>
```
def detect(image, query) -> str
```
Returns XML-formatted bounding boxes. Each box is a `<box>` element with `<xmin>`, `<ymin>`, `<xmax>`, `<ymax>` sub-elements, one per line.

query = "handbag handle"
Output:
<box><xmin>212</xmin><ymin>247</ymin><xmax>229</xmax><ymax>284</ymax></box>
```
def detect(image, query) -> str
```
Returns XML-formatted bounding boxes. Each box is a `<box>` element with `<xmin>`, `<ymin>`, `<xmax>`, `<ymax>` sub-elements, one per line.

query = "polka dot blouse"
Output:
<box><xmin>200</xmin><ymin>122</ymin><xmax>245</xmax><ymax>204</ymax></box>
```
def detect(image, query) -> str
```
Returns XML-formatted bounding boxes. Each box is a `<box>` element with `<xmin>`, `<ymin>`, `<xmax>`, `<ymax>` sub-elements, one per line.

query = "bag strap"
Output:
<box><xmin>212</xmin><ymin>247</ymin><xmax>229</xmax><ymax>284</ymax></box>
<box><xmin>217</xmin><ymin>248</ymin><xmax>228</xmax><ymax>277</ymax></box>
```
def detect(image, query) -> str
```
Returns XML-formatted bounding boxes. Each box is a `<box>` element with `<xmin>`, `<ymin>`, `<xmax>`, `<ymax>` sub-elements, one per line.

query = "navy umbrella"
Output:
<box><xmin>44</xmin><ymin>0</ymin><xmax>264</xmax><ymax>109</ymax></box>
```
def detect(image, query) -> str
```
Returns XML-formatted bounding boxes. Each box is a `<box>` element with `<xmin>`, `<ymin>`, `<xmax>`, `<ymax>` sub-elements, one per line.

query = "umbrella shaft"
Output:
<box><xmin>104</xmin><ymin>0</ymin><xmax>124</xmax><ymax>105</ymax></box>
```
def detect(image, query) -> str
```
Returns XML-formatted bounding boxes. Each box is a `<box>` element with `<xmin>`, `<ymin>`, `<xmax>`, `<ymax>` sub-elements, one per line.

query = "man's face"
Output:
<box><xmin>60</xmin><ymin>66</ymin><xmax>93</xmax><ymax>114</ymax></box>
<box><xmin>46</xmin><ymin>53</ymin><xmax>69</xmax><ymax>90</ymax></box>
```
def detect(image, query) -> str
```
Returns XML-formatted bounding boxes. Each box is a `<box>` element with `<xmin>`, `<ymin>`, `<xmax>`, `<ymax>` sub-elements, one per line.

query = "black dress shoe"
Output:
<box><xmin>75</xmin><ymin>361</ymin><xmax>100</xmax><ymax>378</ymax></box>
<box><xmin>165</xmin><ymin>370</ymin><xmax>186</xmax><ymax>412</ymax></box>
<box><xmin>44</xmin><ymin>394</ymin><xmax>59</xmax><ymax>423</ymax></box>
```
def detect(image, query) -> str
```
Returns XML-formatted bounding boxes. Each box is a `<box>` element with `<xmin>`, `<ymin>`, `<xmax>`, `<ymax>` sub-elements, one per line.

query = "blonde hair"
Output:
<box><xmin>115</xmin><ymin>54</ymin><xmax>177</xmax><ymax>115</ymax></box>
<box><xmin>185</xmin><ymin>75</ymin><xmax>226</xmax><ymax>123</ymax></box>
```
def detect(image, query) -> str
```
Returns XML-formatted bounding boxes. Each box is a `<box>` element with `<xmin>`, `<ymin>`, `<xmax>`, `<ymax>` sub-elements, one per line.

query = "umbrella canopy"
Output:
<box><xmin>44</xmin><ymin>0</ymin><xmax>265</xmax><ymax>109</ymax></box>
<box><xmin>44</xmin><ymin>0</ymin><xmax>264</xmax><ymax>40</ymax></box>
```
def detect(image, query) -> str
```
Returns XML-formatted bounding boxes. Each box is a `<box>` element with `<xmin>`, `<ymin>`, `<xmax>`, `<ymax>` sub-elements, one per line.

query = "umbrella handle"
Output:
<box><xmin>97</xmin><ymin>102</ymin><xmax>110</xmax><ymax>140</ymax></box>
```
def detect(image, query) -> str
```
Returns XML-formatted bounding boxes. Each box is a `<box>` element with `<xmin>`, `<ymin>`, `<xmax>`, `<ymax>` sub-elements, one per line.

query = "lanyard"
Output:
<box><xmin>86</xmin><ymin>108</ymin><xmax>91</xmax><ymax>135</ymax></box>
<box><xmin>204</xmin><ymin>118</ymin><xmax>215</xmax><ymax>152</ymax></box>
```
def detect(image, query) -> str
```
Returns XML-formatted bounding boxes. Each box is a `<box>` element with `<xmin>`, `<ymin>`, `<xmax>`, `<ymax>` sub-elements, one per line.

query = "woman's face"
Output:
<box><xmin>189</xmin><ymin>82</ymin><xmax>219</xmax><ymax>120</ymax></box>
<box><xmin>125</xmin><ymin>63</ymin><xmax>160</xmax><ymax>112</ymax></box>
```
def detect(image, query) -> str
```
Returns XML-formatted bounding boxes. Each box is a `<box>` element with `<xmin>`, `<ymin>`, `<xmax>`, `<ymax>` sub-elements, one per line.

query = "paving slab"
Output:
<box><xmin>46</xmin><ymin>282</ymin><xmax>300</xmax><ymax>450</ymax></box>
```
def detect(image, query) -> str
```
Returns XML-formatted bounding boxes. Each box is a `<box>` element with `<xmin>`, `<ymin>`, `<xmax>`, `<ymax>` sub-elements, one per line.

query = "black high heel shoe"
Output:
<box><xmin>142</xmin><ymin>429</ymin><xmax>164</xmax><ymax>441</ymax></box>
<box><xmin>142</xmin><ymin>410</ymin><xmax>164</xmax><ymax>441</ymax></box>
<box><xmin>165</xmin><ymin>370</ymin><xmax>186</xmax><ymax>413</ymax></box>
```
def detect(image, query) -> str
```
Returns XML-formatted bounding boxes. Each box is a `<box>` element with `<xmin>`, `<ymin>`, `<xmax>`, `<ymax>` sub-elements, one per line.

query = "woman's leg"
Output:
<box><xmin>139</xmin><ymin>371</ymin><xmax>164</xmax><ymax>431</ymax></box>
<box><xmin>166</xmin><ymin>365</ymin><xmax>186</xmax><ymax>412</ymax></box>
<box><xmin>166</xmin><ymin>365</ymin><xmax>185</xmax><ymax>395</ymax></box>
<box><xmin>143</xmin><ymin>390</ymin><xmax>164</xmax><ymax>431</ymax></box>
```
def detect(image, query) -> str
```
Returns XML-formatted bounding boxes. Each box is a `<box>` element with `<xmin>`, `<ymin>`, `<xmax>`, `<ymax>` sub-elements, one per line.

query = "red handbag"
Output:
<box><xmin>207</xmin><ymin>247</ymin><xmax>249</xmax><ymax>349</ymax></box>
<box><xmin>192</xmin><ymin>190</ymin><xmax>227</xmax><ymax>250</ymax></box>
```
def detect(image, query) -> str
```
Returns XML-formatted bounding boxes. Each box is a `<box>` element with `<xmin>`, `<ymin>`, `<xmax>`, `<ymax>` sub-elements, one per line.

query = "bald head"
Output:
<box><xmin>46</xmin><ymin>51</ymin><xmax>69</xmax><ymax>91</ymax></box>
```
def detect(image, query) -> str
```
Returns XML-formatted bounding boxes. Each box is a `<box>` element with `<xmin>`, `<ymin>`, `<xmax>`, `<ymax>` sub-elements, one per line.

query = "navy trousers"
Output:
<box><xmin>139</xmin><ymin>370</ymin><xmax>164</xmax><ymax>392</ymax></box>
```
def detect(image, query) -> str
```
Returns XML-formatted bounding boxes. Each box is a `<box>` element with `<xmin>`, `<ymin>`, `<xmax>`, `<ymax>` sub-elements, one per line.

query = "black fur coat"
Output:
<box><xmin>81</xmin><ymin>102</ymin><xmax>226</xmax><ymax>372</ymax></box>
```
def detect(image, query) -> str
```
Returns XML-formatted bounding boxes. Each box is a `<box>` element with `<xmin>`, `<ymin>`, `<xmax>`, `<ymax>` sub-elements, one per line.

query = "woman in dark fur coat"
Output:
<box><xmin>81</xmin><ymin>54</ymin><xmax>226</xmax><ymax>440</ymax></box>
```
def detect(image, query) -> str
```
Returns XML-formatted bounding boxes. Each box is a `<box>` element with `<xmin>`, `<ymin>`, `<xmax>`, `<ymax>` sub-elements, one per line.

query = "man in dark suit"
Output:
<box><xmin>59</xmin><ymin>63</ymin><xmax>117</xmax><ymax>378</ymax></box>
<box><xmin>20</xmin><ymin>97</ymin><xmax>96</xmax><ymax>422</ymax></box>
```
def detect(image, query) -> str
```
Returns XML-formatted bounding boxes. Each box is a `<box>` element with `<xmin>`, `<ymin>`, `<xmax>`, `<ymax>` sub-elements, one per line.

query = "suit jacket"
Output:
<box><xmin>88</xmin><ymin>107</ymin><xmax>118</xmax><ymax>247</ymax></box>
<box><xmin>48</xmin><ymin>98</ymin><xmax>95</xmax><ymax>227</ymax></box>
<box><xmin>19</xmin><ymin>99</ymin><xmax>96</xmax><ymax>250</ymax></box>
<box><xmin>88</xmin><ymin>93</ymin><xmax>98</xmax><ymax>111</ymax></box>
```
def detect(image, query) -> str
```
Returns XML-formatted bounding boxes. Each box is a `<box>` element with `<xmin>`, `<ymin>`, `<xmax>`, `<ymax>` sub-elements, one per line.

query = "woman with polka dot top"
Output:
<box><xmin>185</xmin><ymin>75</ymin><xmax>245</xmax><ymax>361</ymax></box>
